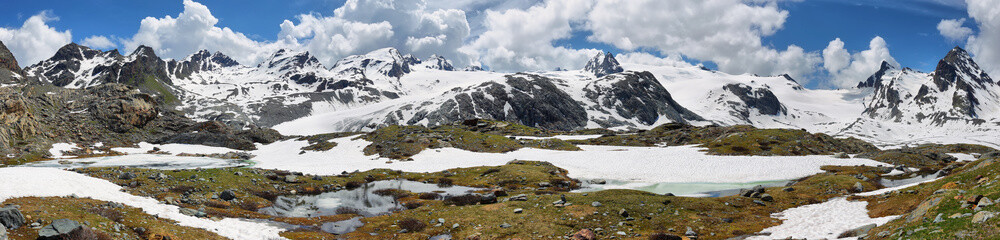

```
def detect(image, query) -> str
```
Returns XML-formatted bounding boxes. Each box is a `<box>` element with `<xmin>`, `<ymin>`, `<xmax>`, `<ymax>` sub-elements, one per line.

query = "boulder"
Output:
<box><xmin>37</xmin><ymin>219</ymin><xmax>82</xmax><ymax>240</ymax></box>
<box><xmin>837</xmin><ymin>223</ymin><xmax>877</xmax><ymax>238</ymax></box>
<box><xmin>854</xmin><ymin>182</ymin><xmax>865</xmax><ymax>192</ymax></box>
<box><xmin>0</xmin><ymin>207</ymin><xmax>25</xmax><ymax>229</ymax></box>
<box><xmin>571</xmin><ymin>229</ymin><xmax>596</xmax><ymax>240</ymax></box>
<box><xmin>972</xmin><ymin>211</ymin><xmax>995</xmax><ymax>223</ymax></box>
<box><xmin>618</xmin><ymin>209</ymin><xmax>629</xmax><ymax>218</ymax></box>
<box><xmin>0</xmin><ymin>224</ymin><xmax>7</xmax><ymax>240</ymax></box>
<box><xmin>219</xmin><ymin>190</ymin><xmax>237</xmax><ymax>201</ymax></box>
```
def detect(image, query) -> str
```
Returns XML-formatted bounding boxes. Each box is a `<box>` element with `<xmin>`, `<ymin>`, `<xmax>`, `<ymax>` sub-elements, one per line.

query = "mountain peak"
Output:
<box><xmin>260</xmin><ymin>49</ymin><xmax>321</xmax><ymax>71</ymax></box>
<box><xmin>130</xmin><ymin>45</ymin><xmax>158</xmax><ymax>58</ymax></box>
<box><xmin>857</xmin><ymin>61</ymin><xmax>897</xmax><ymax>88</ymax></box>
<box><xmin>933</xmin><ymin>45</ymin><xmax>992</xmax><ymax>88</ymax></box>
<box><xmin>584</xmin><ymin>51</ymin><xmax>624</xmax><ymax>78</ymax></box>
<box><xmin>0</xmin><ymin>40</ymin><xmax>21</xmax><ymax>73</ymax></box>
<box><xmin>423</xmin><ymin>54</ymin><xmax>454</xmax><ymax>71</ymax></box>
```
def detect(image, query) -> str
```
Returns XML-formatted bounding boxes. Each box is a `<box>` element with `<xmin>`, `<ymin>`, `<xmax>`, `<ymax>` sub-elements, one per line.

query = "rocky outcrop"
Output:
<box><xmin>722</xmin><ymin>83</ymin><xmax>786</xmax><ymax>119</ymax></box>
<box><xmin>397</xmin><ymin>73</ymin><xmax>589</xmax><ymax>130</ymax></box>
<box><xmin>0</xmin><ymin>41</ymin><xmax>20</xmax><ymax>75</ymax></box>
<box><xmin>584</xmin><ymin>52</ymin><xmax>624</xmax><ymax>78</ymax></box>
<box><xmin>422</xmin><ymin>55</ymin><xmax>454</xmax><ymax>71</ymax></box>
<box><xmin>89</xmin><ymin>84</ymin><xmax>159</xmax><ymax>133</ymax></box>
<box><xmin>154</xmin><ymin>121</ymin><xmax>283</xmax><ymax>150</ymax></box>
<box><xmin>583</xmin><ymin>71</ymin><xmax>703</xmax><ymax>126</ymax></box>
<box><xmin>168</xmin><ymin>50</ymin><xmax>239</xmax><ymax>79</ymax></box>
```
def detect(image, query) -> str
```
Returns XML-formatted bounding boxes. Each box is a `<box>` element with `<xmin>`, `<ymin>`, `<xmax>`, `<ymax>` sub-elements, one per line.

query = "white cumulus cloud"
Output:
<box><xmin>964</xmin><ymin>0</ymin><xmax>1000</xmax><ymax>78</ymax></box>
<box><xmin>823</xmin><ymin>36</ymin><xmax>899</xmax><ymax>88</ymax></box>
<box><xmin>615</xmin><ymin>52</ymin><xmax>690</xmax><ymax>68</ymax></box>
<box><xmin>82</xmin><ymin>36</ymin><xmax>116</xmax><ymax>49</ymax></box>
<box><xmin>937</xmin><ymin>18</ymin><xmax>973</xmax><ymax>42</ymax></box>
<box><xmin>460</xmin><ymin>0</ymin><xmax>600</xmax><ymax>72</ymax></box>
<box><xmin>585</xmin><ymin>0</ymin><xmax>820</xmax><ymax>82</ymax></box>
<box><xmin>123</xmin><ymin>0</ymin><xmax>272</xmax><ymax>64</ymax></box>
<box><xmin>279</xmin><ymin>0</ymin><xmax>472</xmax><ymax>67</ymax></box>
<box><xmin>0</xmin><ymin>11</ymin><xmax>72</xmax><ymax>67</ymax></box>
<box><xmin>822</xmin><ymin>38</ymin><xmax>851</xmax><ymax>73</ymax></box>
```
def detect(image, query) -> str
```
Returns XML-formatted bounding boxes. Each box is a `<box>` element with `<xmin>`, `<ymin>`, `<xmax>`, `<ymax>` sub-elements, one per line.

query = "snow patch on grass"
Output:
<box><xmin>751</xmin><ymin>198</ymin><xmax>899</xmax><ymax>240</ymax></box>
<box><xmin>49</xmin><ymin>143</ymin><xmax>79</xmax><ymax>159</ymax></box>
<box><xmin>0</xmin><ymin>167</ymin><xmax>287</xmax><ymax>240</ymax></box>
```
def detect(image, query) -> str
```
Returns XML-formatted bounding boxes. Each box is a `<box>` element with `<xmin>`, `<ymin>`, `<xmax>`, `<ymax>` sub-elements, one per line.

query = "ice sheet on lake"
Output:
<box><xmin>25</xmin><ymin>154</ymin><xmax>249</xmax><ymax>170</ymax></box>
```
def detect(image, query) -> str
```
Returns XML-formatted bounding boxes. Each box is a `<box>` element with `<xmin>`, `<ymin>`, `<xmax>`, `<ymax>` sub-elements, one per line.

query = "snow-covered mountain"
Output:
<box><xmin>16</xmin><ymin>43</ymin><xmax>1000</xmax><ymax>147</ymax></box>
<box><xmin>584</xmin><ymin>52</ymin><xmax>624</xmax><ymax>77</ymax></box>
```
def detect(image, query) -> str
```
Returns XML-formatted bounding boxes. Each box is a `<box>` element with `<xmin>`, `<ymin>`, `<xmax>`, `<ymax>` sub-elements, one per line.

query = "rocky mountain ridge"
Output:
<box><xmin>6</xmin><ymin>41</ymin><xmax>999</xmax><ymax>148</ymax></box>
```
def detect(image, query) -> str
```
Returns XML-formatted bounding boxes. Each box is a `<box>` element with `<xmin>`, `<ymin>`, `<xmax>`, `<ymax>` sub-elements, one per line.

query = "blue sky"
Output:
<box><xmin>0</xmin><ymin>0</ymin><xmax>989</xmax><ymax>89</ymax></box>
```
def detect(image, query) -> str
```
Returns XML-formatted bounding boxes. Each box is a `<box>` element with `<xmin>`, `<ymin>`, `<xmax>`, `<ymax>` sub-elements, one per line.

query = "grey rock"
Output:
<box><xmin>284</xmin><ymin>175</ymin><xmax>299</xmax><ymax>183</ymax></box>
<box><xmin>513</xmin><ymin>208</ymin><xmax>523</xmax><ymax>214</ymax></box>
<box><xmin>685</xmin><ymin>226</ymin><xmax>698</xmax><ymax>237</ymax></box>
<box><xmin>833</xmin><ymin>152</ymin><xmax>850</xmax><ymax>158</ymax></box>
<box><xmin>972</xmin><ymin>211</ymin><xmax>995</xmax><ymax>223</ymax></box>
<box><xmin>499</xmin><ymin>223</ymin><xmax>512</xmax><ymax>228</ymax></box>
<box><xmin>37</xmin><ymin>219</ymin><xmax>82</xmax><ymax>240</ymax></box>
<box><xmin>0</xmin><ymin>206</ymin><xmax>25</xmax><ymax>229</ymax></box>
<box><xmin>854</xmin><ymin>182</ymin><xmax>865</xmax><ymax>192</ymax></box>
<box><xmin>508</xmin><ymin>194</ymin><xmax>528</xmax><ymax>201</ymax></box>
<box><xmin>837</xmin><ymin>223</ymin><xmax>877</xmax><ymax>238</ymax></box>
<box><xmin>118</xmin><ymin>172</ymin><xmax>136</xmax><ymax>180</ymax></box>
<box><xmin>592</xmin><ymin>201</ymin><xmax>602</xmax><ymax>207</ymax></box>
<box><xmin>618</xmin><ymin>209</ymin><xmax>629</xmax><ymax>218</ymax></box>
<box><xmin>760</xmin><ymin>194</ymin><xmax>774</xmax><ymax>202</ymax></box>
<box><xmin>219</xmin><ymin>190</ymin><xmax>237</xmax><ymax>201</ymax></box>
<box><xmin>0</xmin><ymin>224</ymin><xmax>6</xmax><ymax>240</ymax></box>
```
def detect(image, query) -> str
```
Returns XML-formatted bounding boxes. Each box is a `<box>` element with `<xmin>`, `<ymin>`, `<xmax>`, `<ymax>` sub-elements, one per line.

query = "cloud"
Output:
<box><xmin>615</xmin><ymin>52</ymin><xmax>690</xmax><ymax>68</ymax></box>
<box><xmin>123</xmin><ymin>0</ymin><xmax>273</xmax><ymax>64</ymax></box>
<box><xmin>937</xmin><ymin>18</ymin><xmax>973</xmax><ymax>42</ymax></box>
<box><xmin>584</xmin><ymin>0</ymin><xmax>820</xmax><ymax>82</ymax></box>
<box><xmin>82</xmin><ymin>36</ymin><xmax>116</xmax><ymax>49</ymax></box>
<box><xmin>0</xmin><ymin>11</ymin><xmax>72</xmax><ymax>67</ymax></box>
<box><xmin>964</xmin><ymin>0</ymin><xmax>1000</xmax><ymax>78</ymax></box>
<box><xmin>460</xmin><ymin>0</ymin><xmax>600</xmax><ymax>72</ymax></box>
<box><xmin>822</xmin><ymin>38</ymin><xmax>851</xmax><ymax>73</ymax></box>
<box><xmin>823</xmin><ymin>36</ymin><xmax>899</xmax><ymax>88</ymax></box>
<box><xmin>279</xmin><ymin>0</ymin><xmax>472</xmax><ymax>67</ymax></box>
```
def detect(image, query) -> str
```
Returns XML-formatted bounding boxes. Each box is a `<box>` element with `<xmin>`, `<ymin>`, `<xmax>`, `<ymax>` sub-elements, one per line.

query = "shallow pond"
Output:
<box><xmin>259</xmin><ymin>179</ymin><xmax>481</xmax><ymax>218</ymax></box>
